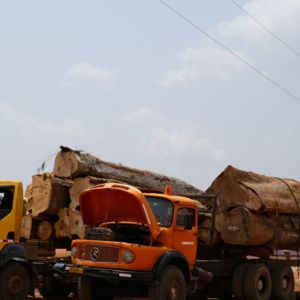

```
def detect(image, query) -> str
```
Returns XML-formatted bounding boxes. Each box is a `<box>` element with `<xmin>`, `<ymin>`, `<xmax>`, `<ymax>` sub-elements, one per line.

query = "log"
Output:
<box><xmin>37</xmin><ymin>221</ymin><xmax>53</xmax><ymax>241</ymax></box>
<box><xmin>218</xmin><ymin>206</ymin><xmax>300</xmax><ymax>248</ymax></box>
<box><xmin>19</xmin><ymin>215</ymin><xmax>33</xmax><ymax>240</ymax></box>
<box><xmin>25</xmin><ymin>173</ymin><xmax>72</xmax><ymax>218</ymax></box>
<box><xmin>54</xmin><ymin>208</ymin><xmax>85</xmax><ymax>239</ymax></box>
<box><xmin>206</xmin><ymin>165</ymin><xmax>300</xmax><ymax>214</ymax></box>
<box><xmin>198</xmin><ymin>217</ymin><xmax>222</xmax><ymax>245</ymax></box>
<box><xmin>69</xmin><ymin>177</ymin><xmax>122</xmax><ymax>210</ymax></box>
<box><xmin>53</xmin><ymin>146</ymin><xmax>202</xmax><ymax>196</ymax></box>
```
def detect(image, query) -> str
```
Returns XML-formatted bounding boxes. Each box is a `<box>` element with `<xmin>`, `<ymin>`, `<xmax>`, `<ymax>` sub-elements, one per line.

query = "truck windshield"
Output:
<box><xmin>146</xmin><ymin>197</ymin><xmax>173</xmax><ymax>227</ymax></box>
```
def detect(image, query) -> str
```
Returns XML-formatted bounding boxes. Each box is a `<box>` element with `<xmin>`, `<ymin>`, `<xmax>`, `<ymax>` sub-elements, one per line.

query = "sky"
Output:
<box><xmin>0</xmin><ymin>0</ymin><xmax>299</xmax><ymax>190</ymax></box>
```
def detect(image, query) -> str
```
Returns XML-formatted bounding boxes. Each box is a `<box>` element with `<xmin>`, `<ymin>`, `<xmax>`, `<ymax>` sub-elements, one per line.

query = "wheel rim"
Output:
<box><xmin>7</xmin><ymin>273</ymin><xmax>23</xmax><ymax>296</ymax></box>
<box><xmin>166</xmin><ymin>278</ymin><xmax>181</xmax><ymax>300</ymax></box>
<box><xmin>257</xmin><ymin>276</ymin><xmax>267</xmax><ymax>293</ymax></box>
<box><xmin>282</xmin><ymin>275</ymin><xmax>290</xmax><ymax>291</ymax></box>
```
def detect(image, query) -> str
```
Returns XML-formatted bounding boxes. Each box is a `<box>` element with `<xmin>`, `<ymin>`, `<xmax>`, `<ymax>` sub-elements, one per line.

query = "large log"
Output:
<box><xmin>19</xmin><ymin>215</ymin><xmax>33</xmax><ymax>240</ymax></box>
<box><xmin>218</xmin><ymin>206</ymin><xmax>300</xmax><ymax>248</ymax></box>
<box><xmin>25</xmin><ymin>173</ymin><xmax>72</xmax><ymax>218</ymax></box>
<box><xmin>53</xmin><ymin>146</ymin><xmax>202</xmax><ymax>196</ymax></box>
<box><xmin>54</xmin><ymin>208</ymin><xmax>85</xmax><ymax>239</ymax></box>
<box><xmin>206</xmin><ymin>165</ymin><xmax>300</xmax><ymax>214</ymax></box>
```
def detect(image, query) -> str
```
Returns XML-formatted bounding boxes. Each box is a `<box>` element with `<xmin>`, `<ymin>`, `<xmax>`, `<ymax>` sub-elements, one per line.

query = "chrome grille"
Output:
<box><xmin>77</xmin><ymin>244</ymin><xmax>119</xmax><ymax>263</ymax></box>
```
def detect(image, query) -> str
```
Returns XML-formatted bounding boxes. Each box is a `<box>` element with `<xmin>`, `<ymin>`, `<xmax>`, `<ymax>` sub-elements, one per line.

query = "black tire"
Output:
<box><xmin>270</xmin><ymin>264</ymin><xmax>294</xmax><ymax>300</ymax></box>
<box><xmin>232</xmin><ymin>263</ymin><xmax>250</xmax><ymax>300</ymax></box>
<box><xmin>78</xmin><ymin>276</ymin><xmax>114</xmax><ymax>300</ymax></box>
<box><xmin>244</xmin><ymin>263</ymin><xmax>272</xmax><ymax>300</ymax></box>
<box><xmin>187</xmin><ymin>289</ymin><xmax>208</xmax><ymax>300</ymax></box>
<box><xmin>187</xmin><ymin>293</ymin><xmax>208</xmax><ymax>300</ymax></box>
<box><xmin>149</xmin><ymin>265</ymin><xmax>186</xmax><ymax>300</ymax></box>
<box><xmin>39</xmin><ymin>275</ymin><xmax>71</xmax><ymax>297</ymax></box>
<box><xmin>0</xmin><ymin>262</ymin><xmax>30</xmax><ymax>300</ymax></box>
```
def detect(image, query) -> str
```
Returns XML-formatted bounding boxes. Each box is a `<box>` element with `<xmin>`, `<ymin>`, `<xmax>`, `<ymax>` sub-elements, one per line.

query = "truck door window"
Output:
<box><xmin>0</xmin><ymin>189</ymin><xmax>13</xmax><ymax>220</ymax></box>
<box><xmin>176</xmin><ymin>208</ymin><xmax>195</xmax><ymax>228</ymax></box>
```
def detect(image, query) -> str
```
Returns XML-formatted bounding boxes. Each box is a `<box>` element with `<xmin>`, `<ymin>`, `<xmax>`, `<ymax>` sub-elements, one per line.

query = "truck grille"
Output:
<box><xmin>77</xmin><ymin>244</ymin><xmax>120</xmax><ymax>263</ymax></box>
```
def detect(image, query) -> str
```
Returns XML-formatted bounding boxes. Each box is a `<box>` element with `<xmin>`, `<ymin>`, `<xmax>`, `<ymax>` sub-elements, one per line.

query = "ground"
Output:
<box><xmin>27</xmin><ymin>268</ymin><xmax>300</xmax><ymax>300</ymax></box>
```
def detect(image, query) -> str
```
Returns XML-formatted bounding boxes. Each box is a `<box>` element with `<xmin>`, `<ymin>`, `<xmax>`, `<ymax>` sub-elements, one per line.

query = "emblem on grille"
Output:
<box><xmin>90</xmin><ymin>247</ymin><xmax>100</xmax><ymax>261</ymax></box>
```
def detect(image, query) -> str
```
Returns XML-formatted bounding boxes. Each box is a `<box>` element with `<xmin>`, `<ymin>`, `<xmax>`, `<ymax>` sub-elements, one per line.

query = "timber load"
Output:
<box><xmin>23</xmin><ymin>146</ymin><xmax>202</xmax><ymax>246</ymax></box>
<box><xmin>201</xmin><ymin>165</ymin><xmax>300</xmax><ymax>250</ymax></box>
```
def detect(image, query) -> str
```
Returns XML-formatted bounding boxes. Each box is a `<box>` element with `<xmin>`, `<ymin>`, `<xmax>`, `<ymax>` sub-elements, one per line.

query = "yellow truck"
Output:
<box><xmin>0</xmin><ymin>180</ymin><xmax>76</xmax><ymax>300</ymax></box>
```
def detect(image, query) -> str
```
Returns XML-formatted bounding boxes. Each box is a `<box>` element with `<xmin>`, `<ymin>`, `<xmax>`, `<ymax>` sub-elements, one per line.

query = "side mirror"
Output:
<box><xmin>184</xmin><ymin>213</ymin><xmax>194</xmax><ymax>230</ymax></box>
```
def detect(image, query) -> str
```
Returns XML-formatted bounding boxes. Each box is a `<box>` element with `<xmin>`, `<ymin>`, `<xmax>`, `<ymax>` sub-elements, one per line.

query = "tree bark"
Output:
<box><xmin>25</xmin><ymin>173</ymin><xmax>72</xmax><ymax>218</ymax></box>
<box><xmin>218</xmin><ymin>206</ymin><xmax>300</xmax><ymax>248</ymax></box>
<box><xmin>54</xmin><ymin>208</ymin><xmax>85</xmax><ymax>239</ymax></box>
<box><xmin>37</xmin><ymin>221</ymin><xmax>53</xmax><ymax>241</ymax></box>
<box><xmin>206</xmin><ymin>165</ymin><xmax>300</xmax><ymax>214</ymax></box>
<box><xmin>19</xmin><ymin>215</ymin><xmax>33</xmax><ymax>240</ymax></box>
<box><xmin>53</xmin><ymin>146</ymin><xmax>202</xmax><ymax>196</ymax></box>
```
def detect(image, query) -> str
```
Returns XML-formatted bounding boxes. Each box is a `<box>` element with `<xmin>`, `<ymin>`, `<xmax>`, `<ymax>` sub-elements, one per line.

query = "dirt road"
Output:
<box><xmin>27</xmin><ymin>268</ymin><xmax>300</xmax><ymax>300</ymax></box>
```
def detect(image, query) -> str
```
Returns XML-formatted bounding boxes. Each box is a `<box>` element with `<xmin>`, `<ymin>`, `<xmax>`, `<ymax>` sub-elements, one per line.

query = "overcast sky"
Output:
<box><xmin>0</xmin><ymin>0</ymin><xmax>299</xmax><ymax>190</ymax></box>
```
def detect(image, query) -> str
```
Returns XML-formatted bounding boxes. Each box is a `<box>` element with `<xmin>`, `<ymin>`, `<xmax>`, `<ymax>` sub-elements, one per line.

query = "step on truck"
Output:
<box><xmin>59</xmin><ymin>182</ymin><xmax>300</xmax><ymax>300</ymax></box>
<box><xmin>0</xmin><ymin>180</ymin><xmax>77</xmax><ymax>300</ymax></box>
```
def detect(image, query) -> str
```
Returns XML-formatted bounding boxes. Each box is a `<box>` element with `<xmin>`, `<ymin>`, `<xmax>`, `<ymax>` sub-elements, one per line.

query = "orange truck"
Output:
<box><xmin>57</xmin><ymin>183</ymin><xmax>299</xmax><ymax>300</ymax></box>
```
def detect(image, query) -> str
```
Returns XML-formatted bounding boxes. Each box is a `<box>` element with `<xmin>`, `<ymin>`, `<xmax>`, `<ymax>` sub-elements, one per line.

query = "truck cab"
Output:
<box><xmin>0</xmin><ymin>181</ymin><xmax>24</xmax><ymax>251</ymax></box>
<box><xmin>69</xmin><ymin>183</ymin><xmax>212</xmax><ymax>300</ymax></box>
<box><xmin>0</xmin><ymin>181</ymin><xmax>33</xmax><ymax>300</ymax></box>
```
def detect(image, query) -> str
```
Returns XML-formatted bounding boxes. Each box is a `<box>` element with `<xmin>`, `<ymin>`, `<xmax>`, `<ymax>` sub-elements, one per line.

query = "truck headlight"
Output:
<box><xmin>71</xmin><ymin>247</ymin><xmax>77</xmax><ymax>257</ymax></box>
<box><xmin>122</xmin><ymin>250</ymin><xmax>135</xmax><ymax>263</ymax></box>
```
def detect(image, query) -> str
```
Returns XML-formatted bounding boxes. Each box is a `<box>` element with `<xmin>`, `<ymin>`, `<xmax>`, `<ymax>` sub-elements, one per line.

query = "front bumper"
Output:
<box><xmin>54</xmin><ymin>263</ymin><xmax>155</xmax><ymax>283</ymax></box>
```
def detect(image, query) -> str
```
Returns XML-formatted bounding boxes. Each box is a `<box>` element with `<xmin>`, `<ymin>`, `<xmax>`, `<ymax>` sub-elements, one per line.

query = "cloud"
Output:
<box><xmin>120</xmin><ymin>107</ymin><xmax>164</xmax><ymax>123</ymax></box>
<box><xmin>0</xmin><ymin>101</ymin><xmax>93</xmax><ymax>138</ymax></box>
<box><xmin>160</xmin><ymin>0</ymin><xmax>300</xmax><ymax>87</ymax></box>
<box><xmin>160</xmin><ymin>42</ymin><xmax>246</xmax><ymax>87</ymax></box>
<box><xmin>218</xmin><ymin>0</ymin><xmax>300</xmax><ymax>41</ymax></box>
<box><xmin>139</xmin><ymin>128</ymin><xmax>225</xmax><ymax>162</ymax></box>
<box><xmin>137</xmin><ymin>127</ymin><xmax>225</xmax><ymax>187</ymax></box>
<box><xmin>62</xmin><ymin>62</ymin><xmax>119</xmax><ymax>87</ymax></box>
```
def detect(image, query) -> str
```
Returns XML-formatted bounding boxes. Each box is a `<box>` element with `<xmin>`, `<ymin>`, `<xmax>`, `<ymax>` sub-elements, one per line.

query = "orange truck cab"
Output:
<box><xmin>66</xmin><ymin>183</ymin><xmax>212</xmax><ymax>300</ymax></box>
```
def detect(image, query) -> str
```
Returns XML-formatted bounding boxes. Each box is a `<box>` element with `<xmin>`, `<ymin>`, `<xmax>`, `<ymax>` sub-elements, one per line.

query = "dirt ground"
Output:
<box><xmin>27</xmin><ymin>268</ymin><xmax>300</xmax><ymax>300</ymax></box>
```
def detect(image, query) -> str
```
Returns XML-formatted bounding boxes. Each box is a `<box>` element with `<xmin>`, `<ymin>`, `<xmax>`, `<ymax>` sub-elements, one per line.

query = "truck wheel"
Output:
<box><xmin>39</xmin><ymin>275</ymin><xmax>71</xmax><ymax>297</ymax></box>
<box><xmin>187</xmin><ymin>292</ymin><xmax>208</xmax><ymax>300</ymax></box>
<box><xmin>232</xmin><ymin>263</ymin><xmax>250</xmax><ymax>300</ymax></box>
<box><xmin>78</xmin><ymin>276</ymin><xmax>114</xmax><ymax>300</ymax></box>
<box><xmin>0</xmin><ymin>262</ymin><xmax>30</xmax><ymax>300</ymax></box>
<box><xmin>270</xmin><ymin>264</ymin><xmax>294</xmax><ymax>300</ymax></box>
<box><xmin>244</xmin><ymin>263</ymin><xmax>271</xmax><ymax>300</ymax></box>
<box><xmin>149</xmin><ymin>265</ymin><xmax>186</xmax><ymax>300</ymax></box>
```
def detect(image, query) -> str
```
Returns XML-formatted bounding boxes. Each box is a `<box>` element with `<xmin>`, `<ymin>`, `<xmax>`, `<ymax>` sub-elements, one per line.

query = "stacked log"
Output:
<box><xmin>201</xmin><ymin>165</ymin><xmax>300</xmax><ymax>249</ymax></box>
<box><xmin>22</xmin><ymin>146</ymin><xmax>202</xmax><ymax>245</ymax></box>
<box><xmin>53</xmin><ymin>146</ymin><xmax>201</xmax><ymax>196</ymax></box>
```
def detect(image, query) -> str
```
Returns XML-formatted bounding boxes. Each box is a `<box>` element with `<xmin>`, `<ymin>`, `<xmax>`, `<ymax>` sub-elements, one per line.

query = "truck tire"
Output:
<box><xmin>39</xmin><ymin>275</ymin><xmax>71</xmax><ymax>297</ymax></box>
<box><xmin>270</xmin><ymin>264</ymin><xmax>294</xmax><ymax>300</ymax></box>
<box><xmin>149</xmin><ymin>265</ymin><xmax>186</xmax><ymax>300</ymax></box>
<box><xmin>232</xmin><ymin>263</ymin><xmax>250</xmax><ymax>300</ymax></box>
<box><xmin>244</xmin><ymin>263</ymin><xmax>271</xmax><ymax>300</ymax></box>
<box><xmin>0</xmin><ymin>262</ymin><xmax>30</xmax><ymax>300</ymax></box>
<box><xmin>78</xmin><ymin>276</ymin><xmax>114</xmax><ymax>300</ymax></box>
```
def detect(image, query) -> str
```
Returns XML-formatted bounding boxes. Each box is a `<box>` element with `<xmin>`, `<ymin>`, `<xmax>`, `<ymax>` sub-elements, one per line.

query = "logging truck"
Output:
<box><xmin>59</xmin><ymin>182</ymin><xmax>300</xmax><ymax>300</ymax></box>
<box><xmin>0</xmin><ymin>180</ymin><xmax>76</xmax><ymax>300</ymax></box>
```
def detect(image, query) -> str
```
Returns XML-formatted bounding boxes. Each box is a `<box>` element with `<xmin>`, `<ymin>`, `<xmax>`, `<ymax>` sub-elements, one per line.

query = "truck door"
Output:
<box><xmin>173</xmin><ymin>207</ymin><xmax>197</xmax><ymax>266</ymax></box>
<box><xmin>0</xmin><ymin>185</ymin><xmax>17</xmax><ymax>251</ymax></box>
